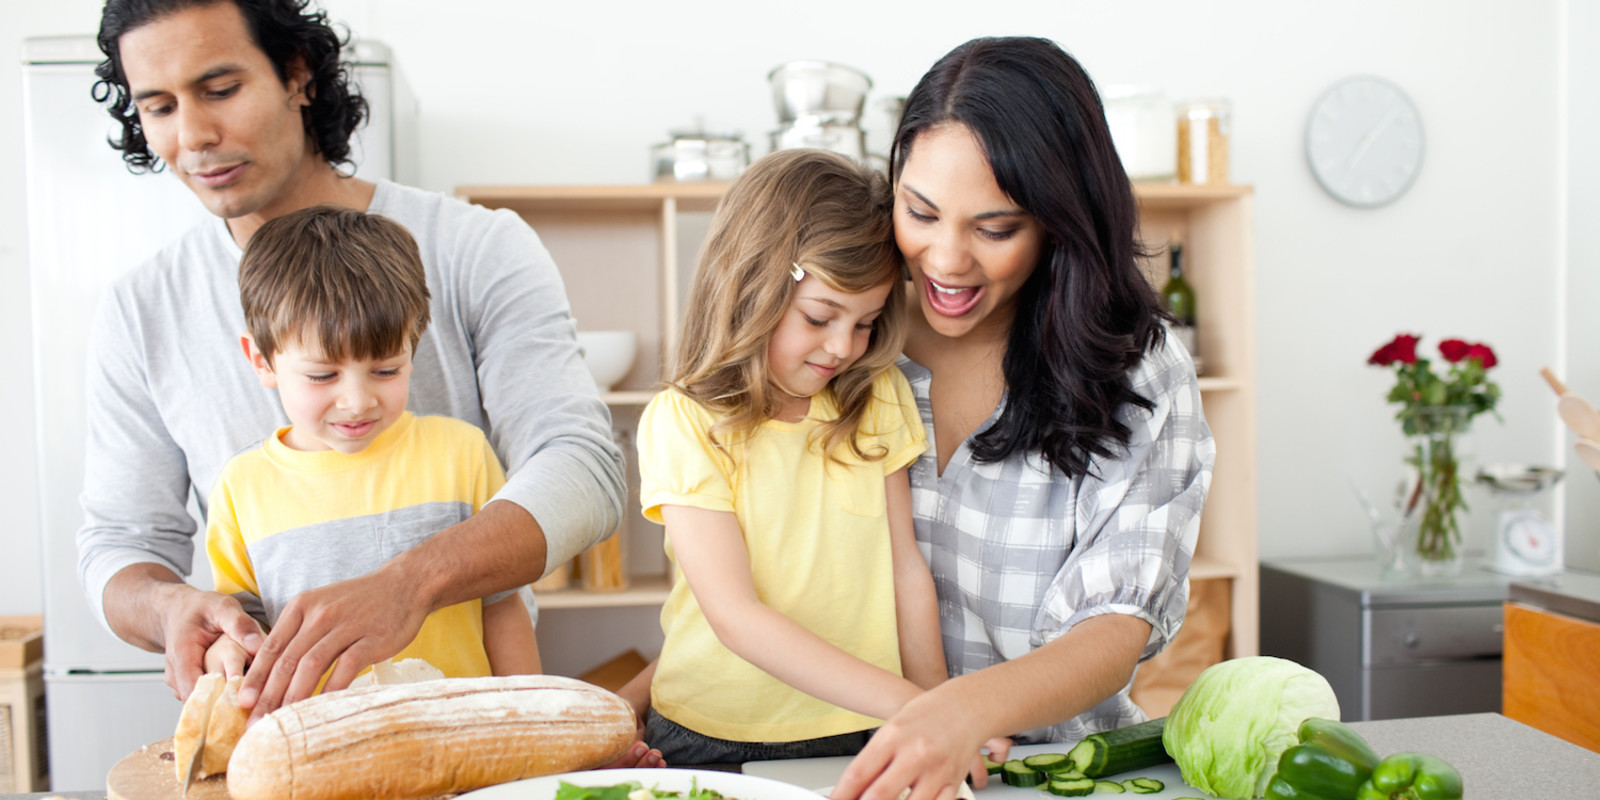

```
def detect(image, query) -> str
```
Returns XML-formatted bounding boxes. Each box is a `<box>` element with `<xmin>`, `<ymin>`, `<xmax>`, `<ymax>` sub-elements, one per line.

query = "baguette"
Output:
<box><xmin>226</xmin><ymin>674</ymin><xmax>635</xmax><ymax>800</ymax></box>
<box><xmin>173</xmin><ymin>673</ymin><xmax>225</xmax><ymax>781</ymax></box>
<box><xmin>201</xmin><ymin>676</ymin><xmax>249</xmax><ymax>777</ymax></box>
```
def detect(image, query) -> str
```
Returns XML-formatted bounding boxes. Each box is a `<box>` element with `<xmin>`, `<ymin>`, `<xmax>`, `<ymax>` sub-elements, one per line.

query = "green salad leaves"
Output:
<box><xmin>554</xmin><ymin>780</ymin><xmax>728</xmax><ymax>800</ymax></box>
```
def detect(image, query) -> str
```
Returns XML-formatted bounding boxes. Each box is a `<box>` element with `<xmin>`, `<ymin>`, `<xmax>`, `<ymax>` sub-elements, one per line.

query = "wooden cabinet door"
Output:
<box><xmin>1504</xmin><ymin>601</ymin><xmax>1600</xmax><ymax>752</ymax></box>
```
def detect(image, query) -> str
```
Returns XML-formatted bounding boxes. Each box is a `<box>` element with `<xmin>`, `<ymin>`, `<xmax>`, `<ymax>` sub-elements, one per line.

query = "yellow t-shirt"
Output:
<box><xmin>638</xmin><ymin>368</ymin><xmax>928</xmax><ymax>742</ymax></box>
<box><xmin>205</xmin><ymin>412</ymin><xmax>506</xmax><ymax>681</ymax></box>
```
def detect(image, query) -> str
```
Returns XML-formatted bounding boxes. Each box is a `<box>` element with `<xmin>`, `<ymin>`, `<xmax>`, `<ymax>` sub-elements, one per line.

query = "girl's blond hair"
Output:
<box><xmin>670</xmin><ymin>149</ymin><xmax>905</xmax><ymax>462</ymax></box>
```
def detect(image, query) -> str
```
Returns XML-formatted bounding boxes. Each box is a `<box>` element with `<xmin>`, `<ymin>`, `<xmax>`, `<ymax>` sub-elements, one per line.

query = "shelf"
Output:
<box><xmin>539</xmin><ymin>562</ymin><xmax>1242</xmax><ymax>607</ymax></box>
<box><xmin>1190</xmin><ymin>556</ymin><xmax>1242</xmax><ymax>581</ymax></box>
<box><xmin>1196</xmin><ymin>376</ymin><xmax>1244</xmax><ymax>393</ymax></box>
<box><xmin>602</xmin><ymin>390</ymin><xmax>658</xmax><ymax>406</ymax></box>
<box><xmin>534</xmin><ymin>574</ymin><xmax>672</xmax><ymax>609</ymax></box>
<box><xmin>457</xmin><ymin>182</ymin><xmax>730</xmax><ymax>214</ymax></box>
<box><xmin>1132</xmin><ymin>182</ymin><xmax>1255</xmax><ymax>209</ymax></box>
<box><xmin>462</xmin><ymin>177</ymin><xmax>1257</xmax><ymax>696</ymax></box>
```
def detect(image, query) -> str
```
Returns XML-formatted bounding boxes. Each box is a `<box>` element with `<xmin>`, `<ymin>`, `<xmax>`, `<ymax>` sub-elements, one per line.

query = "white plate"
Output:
<box><xmin>457</xmin><ymin>767</ymin><xmax>828</xmax><ymax>800</ymax></box>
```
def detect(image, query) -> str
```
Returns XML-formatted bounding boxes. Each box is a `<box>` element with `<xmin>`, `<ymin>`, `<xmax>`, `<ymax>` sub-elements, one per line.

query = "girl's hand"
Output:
<box><xmin>598</xmin><ymin>740</ymin><xmax>666</xmax><ymax>770</ymax></box>
<box><xmin>973</xmin><ymin>737</ymin><xmax>1013</xmax><ymax>788</ymax></box>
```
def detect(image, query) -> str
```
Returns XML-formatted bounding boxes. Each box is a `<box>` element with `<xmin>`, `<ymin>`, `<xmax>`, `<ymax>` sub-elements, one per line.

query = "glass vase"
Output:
<box><xmin>1399</xmin><ymin>405</ymin><xmax>1475</xmax><ymax>577</ymax></box>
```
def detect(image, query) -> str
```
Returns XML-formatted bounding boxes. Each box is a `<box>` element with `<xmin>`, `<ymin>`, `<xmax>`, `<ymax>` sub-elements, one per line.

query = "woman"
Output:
<box><xmin>830</xmin><ymin>36</ymin><xmax>1215</xmax><ymax>800</ymax></box>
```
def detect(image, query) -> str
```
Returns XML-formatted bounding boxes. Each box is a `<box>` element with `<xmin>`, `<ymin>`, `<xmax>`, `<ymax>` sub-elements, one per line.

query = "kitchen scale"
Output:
<box><xmin>1476</xmin><ymin>464</ymin><xmax>1564</xmax><ymax>576</ymax></box>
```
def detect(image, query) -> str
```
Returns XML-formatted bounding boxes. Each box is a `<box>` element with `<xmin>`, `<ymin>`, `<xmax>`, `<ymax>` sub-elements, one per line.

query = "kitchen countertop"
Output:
<box><xmin>1261</xmin><ymin>554</ymin><xmax>1545</xmax><ymax>604</ymax></box>
<box><xmin>1509</xmin><ymin>567</ymin><xmax>1600</xmax><ymax>622</ymax></box>
<box><xmin>747</xmin><ymin>713</ymin><xmax>1595</xmax><ymax>800</ymax></box>
<box><xmin>12</xmin><ymin>713</ymin><xmax>1598</xmax><ymax>800</ymax></box>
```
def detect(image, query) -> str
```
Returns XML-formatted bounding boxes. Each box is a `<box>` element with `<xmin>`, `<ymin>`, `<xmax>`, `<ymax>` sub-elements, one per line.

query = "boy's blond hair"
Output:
<box><xmin>239</xmin><ymin>204</ymin><xmax>431</xmax><ymax>365</ymax></box>
<box><xmin>671</xmin><ymin>149</ymin><xmax>905</xmax><ymax>462</ymax></box>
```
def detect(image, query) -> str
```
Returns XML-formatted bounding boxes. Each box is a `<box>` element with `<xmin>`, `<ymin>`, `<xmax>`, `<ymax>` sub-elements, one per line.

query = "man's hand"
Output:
<box><xmin>104</xmin><ymin>564</ymin><xmax>263</xmax><ymax>700</ymax></box>
<box><xmin>238</xmin><ymin>567</ymin><xmax>431</xmax><ymax>720</ymax></box>
<box><xmin>163</xmin><ymin>588</ymin><xmax>264</xmax><ymax>700</ymax></box>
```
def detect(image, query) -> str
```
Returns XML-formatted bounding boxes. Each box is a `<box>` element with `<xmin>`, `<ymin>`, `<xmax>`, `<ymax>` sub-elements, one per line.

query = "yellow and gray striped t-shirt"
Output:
<box><xmin>205</xmin><ymin>411</ymin><xmax>505</xmax><ymax>679</ymax></box>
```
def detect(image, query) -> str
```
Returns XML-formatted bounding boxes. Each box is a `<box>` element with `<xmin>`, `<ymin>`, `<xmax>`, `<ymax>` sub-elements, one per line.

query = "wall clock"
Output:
<box><xmin>1305</xmin><ymin>75</ymin><xmax>1425</xmax><ymax>208</ymax></box>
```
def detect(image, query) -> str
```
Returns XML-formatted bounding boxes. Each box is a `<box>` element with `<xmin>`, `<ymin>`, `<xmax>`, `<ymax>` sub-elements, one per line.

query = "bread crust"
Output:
<box><xmin>227</xmin><ymin>675</ymin><xmax>635</xmax><ymax>800</ymax></box>
<box><xmin>201</xmin><ymin>676</ymin><xmax>249</xmax><ymax>777</ymax></box>
<box><xmin>174</xmin><ymin>673</ymin><xmax>225</xmax><ymax>781</ymax></box>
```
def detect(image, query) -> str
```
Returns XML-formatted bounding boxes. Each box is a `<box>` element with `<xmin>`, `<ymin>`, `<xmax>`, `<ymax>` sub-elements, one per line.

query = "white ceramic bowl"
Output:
<box><xmin>576</xmin><ymin>330</ymin><xmax>638</xmax><ymax>392</ymax></box>
<box><xmin>457</xmin><ymin>767</ymin><xmax>825</xmax><ymax>800</ymax></box>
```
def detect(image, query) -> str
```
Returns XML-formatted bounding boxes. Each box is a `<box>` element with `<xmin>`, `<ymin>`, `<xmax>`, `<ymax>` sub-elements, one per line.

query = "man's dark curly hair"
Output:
<box><xmin>93</xmin><ymin>0</ymin><xmax>368</xmax><ymax>173</ymax></box>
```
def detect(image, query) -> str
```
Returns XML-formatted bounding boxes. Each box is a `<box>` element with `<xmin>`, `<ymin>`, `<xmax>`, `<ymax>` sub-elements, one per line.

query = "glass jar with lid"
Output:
<box><xmin>1102</xmin><ymin>86</ymin><xmax>1176</xmax><ymax>181</ymax></box>
<box><xmin>1177</xmin><ymin>99</ymin><xmax>1232</xmax><ymax>185</ymax></box>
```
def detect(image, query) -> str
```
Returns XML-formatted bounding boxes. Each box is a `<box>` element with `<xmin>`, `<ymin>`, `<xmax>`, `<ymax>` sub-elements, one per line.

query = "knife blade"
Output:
<box><xmin>180</xmin><ymin>706</ymin><xmax>209</xmax><ymax>798</ymax></box>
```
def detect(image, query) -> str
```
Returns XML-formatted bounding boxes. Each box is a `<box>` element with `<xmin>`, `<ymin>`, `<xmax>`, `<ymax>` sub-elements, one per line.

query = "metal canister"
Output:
<box><xmin>652</xmin><ymin>130</ymin><xmax>749</xmax><ymax>183</ymax></box>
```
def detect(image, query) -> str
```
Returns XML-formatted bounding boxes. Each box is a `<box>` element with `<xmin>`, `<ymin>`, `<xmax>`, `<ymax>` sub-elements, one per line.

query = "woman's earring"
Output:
<box><xmin>790</xmin><ymin>263</ymin><xmax>806</xmax><ymax>282</ymax></box>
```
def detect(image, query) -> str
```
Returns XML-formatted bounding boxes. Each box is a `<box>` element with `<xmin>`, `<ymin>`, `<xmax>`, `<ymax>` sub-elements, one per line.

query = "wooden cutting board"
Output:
<box><xmin>107</xmin><ymin>737</ymin><xmax>232</xmax><ymax>800</ymax></box>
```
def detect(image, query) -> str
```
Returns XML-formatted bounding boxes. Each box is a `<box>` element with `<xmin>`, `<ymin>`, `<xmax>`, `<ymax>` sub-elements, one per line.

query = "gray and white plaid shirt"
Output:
<box><xmin>901</xmin><ymin>333</ymin><xmax>1214</xmax><ymax>743</ymax></box>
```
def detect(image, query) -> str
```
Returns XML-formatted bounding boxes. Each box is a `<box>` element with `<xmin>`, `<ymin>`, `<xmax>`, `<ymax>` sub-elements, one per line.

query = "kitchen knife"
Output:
<box><xmin>180</xmin><ymin>712</ymin><xmax>208</xmax><ymax>798</ymax></box>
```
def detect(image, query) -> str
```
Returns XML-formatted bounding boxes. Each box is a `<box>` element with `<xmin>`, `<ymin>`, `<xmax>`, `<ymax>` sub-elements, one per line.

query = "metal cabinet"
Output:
<box><xmin>1260</xmin><ymin>556</ymin><xmax>1524</xmax><ymax>721</ymax></box>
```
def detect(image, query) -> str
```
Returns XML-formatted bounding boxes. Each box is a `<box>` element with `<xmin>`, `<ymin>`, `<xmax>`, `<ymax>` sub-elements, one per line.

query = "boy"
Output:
<box><xmin>203</xmin><ymin>204</ymin><xmax>540</xmax><ymax>680</ymax></box>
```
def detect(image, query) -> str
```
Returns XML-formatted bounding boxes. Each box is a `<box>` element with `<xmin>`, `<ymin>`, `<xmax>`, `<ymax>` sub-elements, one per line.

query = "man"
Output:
<box><xmin>81</xmin><ymin>0</ymin><xmax>626</xmax><ymax>719</ymax></box>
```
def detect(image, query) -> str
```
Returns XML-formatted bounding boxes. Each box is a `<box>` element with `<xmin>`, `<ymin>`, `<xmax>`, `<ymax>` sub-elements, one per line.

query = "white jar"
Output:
<box><xmin>1102</xmin><ymin>86</ymin><xmax>1176</xmax><ymax>181</ymax></box>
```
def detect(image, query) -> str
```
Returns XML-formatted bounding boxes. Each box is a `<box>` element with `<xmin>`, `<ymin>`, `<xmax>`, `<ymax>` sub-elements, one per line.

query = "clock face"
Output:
<box><xmin>1502</xmin><ymin>511</ymin><xmax>1558</xmax><ymax>565</ymax></box>
<box><xmin>1306</xmin><ymin>76</ymin><xmax>1425</xmax><ymax>208</ymax></box>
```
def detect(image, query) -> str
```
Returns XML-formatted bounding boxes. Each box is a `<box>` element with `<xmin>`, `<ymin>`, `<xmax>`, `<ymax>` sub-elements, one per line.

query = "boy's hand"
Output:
<box><xmin>204</xmin><ymin>626</ymin><xmax>259</xmax><ymax>678</ymax></box>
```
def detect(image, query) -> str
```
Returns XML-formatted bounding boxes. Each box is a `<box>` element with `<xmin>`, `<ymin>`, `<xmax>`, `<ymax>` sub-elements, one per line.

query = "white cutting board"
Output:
<box><xmin>744</xmin><ymin>742</ymin><xmax>1203</xmax><ymax>799</ymax></box>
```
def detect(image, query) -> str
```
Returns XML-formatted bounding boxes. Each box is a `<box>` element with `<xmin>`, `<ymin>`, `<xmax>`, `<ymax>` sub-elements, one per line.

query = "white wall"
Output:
<box><xmin>1565</xmin><ymin>0</ymin><xmax>1600</xmax><ymax>571</ymax></box>
<box><xmin>0</xmin><ymin>0</ymin><xmax>1583</xmax><ymax>617</ymax></box>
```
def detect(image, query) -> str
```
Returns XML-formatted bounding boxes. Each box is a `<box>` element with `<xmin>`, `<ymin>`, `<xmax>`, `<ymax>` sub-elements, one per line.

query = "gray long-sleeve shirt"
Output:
<box><xmin>77</xmin><ymin>179</ymin><xmax>626</xmax><ymax>627</ymax></box>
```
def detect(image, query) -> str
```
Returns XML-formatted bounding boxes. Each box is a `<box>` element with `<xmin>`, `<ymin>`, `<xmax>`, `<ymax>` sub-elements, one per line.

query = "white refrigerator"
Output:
<box><xmin>22</xmin><ymin>35</ymin><xmax>411</xmax><ymax>791</ymax></box>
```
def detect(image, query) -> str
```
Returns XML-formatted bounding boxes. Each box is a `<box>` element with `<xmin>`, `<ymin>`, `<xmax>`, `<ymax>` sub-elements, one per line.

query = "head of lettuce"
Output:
<box><xmin>1162</xmin><ymin>656</ymin><xmax>1341</xmax><ymax>798</ymax></box>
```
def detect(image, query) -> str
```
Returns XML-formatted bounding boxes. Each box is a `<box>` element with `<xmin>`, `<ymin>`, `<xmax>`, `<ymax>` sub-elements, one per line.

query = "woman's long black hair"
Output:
<box><xmin>890</xmin><ymin>36</ymin><xmax>1168</xmax><ymax>478</ymax></box>
<box><xmin>94</xmin><ymin>0</ymin><xmax>367</xmax><ymax>173</ymax></box>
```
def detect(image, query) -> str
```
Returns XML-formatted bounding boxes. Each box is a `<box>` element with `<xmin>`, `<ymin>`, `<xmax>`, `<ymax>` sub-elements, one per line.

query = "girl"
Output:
<box><xmin>634</xmin><ymin>148</ymin><xmax>946</xmax><ymax>765</ymax></box>
<box><xmin>833</xmin><ymin>36</ymin><xmax>1216</xmax><ymax>800</ymax></box>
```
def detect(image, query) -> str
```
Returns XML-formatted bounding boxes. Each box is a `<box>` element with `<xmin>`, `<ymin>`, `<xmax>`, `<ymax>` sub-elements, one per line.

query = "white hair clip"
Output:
<box><xmin>790</xmin><ymin>262</ymin><xmax>806</xmax><ymax>282</ymax></box>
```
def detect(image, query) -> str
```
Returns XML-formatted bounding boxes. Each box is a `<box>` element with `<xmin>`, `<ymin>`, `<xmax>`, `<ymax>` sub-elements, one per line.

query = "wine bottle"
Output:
<box><xmin>1163</xmin><ymin>241</ymin><xmax>1198</xmax><ymax>362</ymax></box>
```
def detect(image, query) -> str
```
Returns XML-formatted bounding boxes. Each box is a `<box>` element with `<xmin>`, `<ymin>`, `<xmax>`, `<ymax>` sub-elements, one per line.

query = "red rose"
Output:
<box><xmin>1438</xmin><ymin>339</ymin><xmax>1471</xmax><ymax>362</ymax></box>
<box><xmin>1368</xmin><ymin>333</ymin><xmax>1420</xmax><ymax>366</ymax></box>
<box><xmin>1390</xmin><ymin>334</ymin><xmax>1419</xmax><ymax>364</ymax></box>
<box><xmin>1465</xmin><ymin>343</ymin><xmax>1497</xmax><ymax>368</ymax></box>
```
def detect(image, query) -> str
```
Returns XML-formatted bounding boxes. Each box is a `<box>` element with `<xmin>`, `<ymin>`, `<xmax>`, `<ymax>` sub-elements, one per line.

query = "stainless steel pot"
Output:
<box><xmin>768</xmin><ymin>61</ymin><xmax>872</xmax><ymax>126</ymax></box>
<box><xmin>769</xmin><ymin>122</ymin><xmax>866</xmax><ymax>162</ymax></box>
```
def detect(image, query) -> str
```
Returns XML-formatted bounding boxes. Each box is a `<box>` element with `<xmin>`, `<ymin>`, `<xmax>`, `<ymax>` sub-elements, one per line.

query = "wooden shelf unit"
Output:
<box><xmin>456</xmin><ymin>181</ymin><xmax>1258</xmax><ymax>689</ymax></box>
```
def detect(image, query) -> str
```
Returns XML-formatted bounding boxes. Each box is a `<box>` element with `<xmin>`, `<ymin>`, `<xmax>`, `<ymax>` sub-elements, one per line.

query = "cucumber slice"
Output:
<box><xmin>1119</xmin><ymin>777</ymin><xmax>1163</xmax><ymax>794</ymax></box>
<box><xmin>1128</xmin><ymin>778</ymin><xmax>1164</xmax><ymax>793</ymax></box>
<box><xmin>1092</xmin><ymin>781</ymin><xmax>1126</xmax><ymax>794</ymax></box>
<box><xmin>1022</xmin><ymin>753</ymin><xmax>1075</xmax><ymax>774</ymax></box>
<box><xmin>1045</xmin><ymin>776</ymin><xmax>1097</xmax><ymax>797</ymax></box>
<box><xmin>1001</xmin><ymin>760</ymin><xmax>1044</xmax><ymax>788</ymax></box>
<box><xmin>982</xmin><ymin>757</ymin><xmax>1004</xmax><ymax>776</ymax></box>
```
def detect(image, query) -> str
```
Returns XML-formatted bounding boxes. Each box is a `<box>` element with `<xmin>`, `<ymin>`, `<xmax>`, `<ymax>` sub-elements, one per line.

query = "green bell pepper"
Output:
<box><xmin>1264</xmin><ymin>717</ymin><xmax>1381</xmax><ymax>800</ymax></box>
<box><xmin>1356</xmin><ymin>752</ymin><xmax>1463</xmax><ymax>800</ymax></box>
